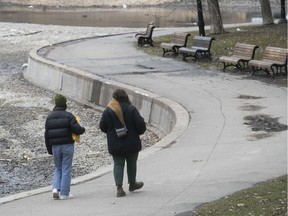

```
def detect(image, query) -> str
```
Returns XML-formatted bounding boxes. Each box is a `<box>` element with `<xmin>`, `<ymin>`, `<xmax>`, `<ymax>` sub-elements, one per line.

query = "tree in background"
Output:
<box><xmin>259</xmin><ymin>0</ymin><xmax>274</xmax><ymax>25</ymax></box>
<box><xmin>278</xmin><ymin>0</ymin><xmax>287</xmax><ymax>24</ymax></box>
<box><xmin>207</xmin><ymin>0</ymin><xmax>225</xmax><ymax>34</ymax></box>
<box><xmin>196</xmin><ymin>0</ymin><xmax>205</xmax><ymax>36</ymax></box>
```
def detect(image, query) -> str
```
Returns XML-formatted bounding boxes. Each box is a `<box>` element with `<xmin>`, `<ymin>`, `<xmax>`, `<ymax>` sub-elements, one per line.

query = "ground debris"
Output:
<box><xmin>244</xmin><ymin>114</ymin><xmax>287</xmax><ymax>132</ymax></box>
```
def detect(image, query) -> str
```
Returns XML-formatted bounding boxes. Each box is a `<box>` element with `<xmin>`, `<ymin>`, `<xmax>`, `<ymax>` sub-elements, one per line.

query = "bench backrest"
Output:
<box><xmin>172</xmin><ymin>32</ymin><xmax>191</xmax><ymax>46</ymax></box>
<box><xmin>146</xmin><ymin>25</ymin><xmax>155</xmax><ymax>37</ymax></box>
<box><xmin>192</xmin><ymin>36</ymin><xmax>215</xmax><ymax>50</ymax></box>
<box><xmin>233</xmin><ymin>43</ymin><xmax>258</xmax><ymax>58</ymax></box>
<box><xmin>263</xmin><ymin>47</ymin><xmax>287</xmax><ymax>63</ymax></box>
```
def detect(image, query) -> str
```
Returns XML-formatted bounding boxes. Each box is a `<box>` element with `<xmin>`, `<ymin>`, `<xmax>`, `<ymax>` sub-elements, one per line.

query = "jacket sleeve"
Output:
<box><xmin>70</xmin><ymin>115</ymin><xmax>86</xmax><ymax>135</ymax></box>
<box><xmin>133</xmin><ymin>107</ymin><xmax>146</xmax><ymax>135</ymax></box>
<box><xmin>99</xmin><ymin>109</ymin><xmax>109</xmax><ymax>133</ymax></box>
<box><xmin>44</xmin><ymin>130</ymin><xmax>53</xmax><ymax>155</ymax></box>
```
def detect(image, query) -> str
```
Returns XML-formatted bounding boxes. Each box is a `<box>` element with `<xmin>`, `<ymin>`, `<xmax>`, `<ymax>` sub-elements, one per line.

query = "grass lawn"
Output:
<box><xmin>137</xmin><ymin>23</ymin><xmax>287</xmax><ymax>87</ymax></box>
<box><xmin>192</xmin><ymin>175</ymin><xmax>287</xmax><ymax>216</ymax></box>
<box><xmin>137</xmin><ymin>23</ymin><xmax>287</xmax><ymax>215</ymax></box>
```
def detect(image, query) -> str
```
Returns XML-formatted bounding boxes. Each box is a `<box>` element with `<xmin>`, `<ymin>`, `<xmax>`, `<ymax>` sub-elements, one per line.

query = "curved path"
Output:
<box><xmin>1</xmin><ymin>28</ymin><xmax>287</xmax><ymax>216</ymax></box>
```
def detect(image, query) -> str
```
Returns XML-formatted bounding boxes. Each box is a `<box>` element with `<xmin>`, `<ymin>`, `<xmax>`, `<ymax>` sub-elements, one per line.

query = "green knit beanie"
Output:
<box><xmin>54</xmin><ymin>94</ymin><xmax>67</xmax><ymax>107</ymax></box>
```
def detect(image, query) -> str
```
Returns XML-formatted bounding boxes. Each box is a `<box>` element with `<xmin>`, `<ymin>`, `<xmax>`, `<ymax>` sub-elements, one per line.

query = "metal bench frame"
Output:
<box><xmin>135</xmin><ymin>24</ymin><xmax>156</xmax><ymax>47</ymax></box>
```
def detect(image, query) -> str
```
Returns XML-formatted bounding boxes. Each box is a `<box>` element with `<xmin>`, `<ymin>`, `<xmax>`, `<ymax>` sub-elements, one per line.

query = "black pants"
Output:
<box><xmin>112</xmin><ymin>152</ymin><xmax>139</xmax><ymax>186</ymax></box>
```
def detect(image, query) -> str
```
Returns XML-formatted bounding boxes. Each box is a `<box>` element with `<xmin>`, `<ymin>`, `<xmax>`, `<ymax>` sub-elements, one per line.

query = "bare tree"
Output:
<box><xmin>207</xmin><ymin>0</ymin><xmax>225</xmax><ymax>34</ymax></box>
<box><xmin>259</xmin><ymin>0</ymin><xmax>274</xmax><ymax>25</ymax></box>
<box><xmin>196</xmin><ymin>0</ymin><xmax>205</xmax><ymax>36</ymax></box>
<box><xmin>278</xmin><ymin>0</ymin><xmax>287</xmax><ymax>24</ymax></box>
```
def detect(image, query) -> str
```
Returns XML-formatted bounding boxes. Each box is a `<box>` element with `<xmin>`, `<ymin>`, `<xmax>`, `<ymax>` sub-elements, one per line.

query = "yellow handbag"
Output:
<box><xmin>72</xmin><ymin>115</ymin><xmax>80</xmax><ymax>143</ymax></box>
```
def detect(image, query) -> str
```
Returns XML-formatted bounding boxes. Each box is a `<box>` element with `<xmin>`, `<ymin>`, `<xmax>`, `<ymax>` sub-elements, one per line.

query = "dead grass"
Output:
<box><xmin>191</xmin><ymin>175</ymin><xmax>287</xmax><ymax>216</ymax></box>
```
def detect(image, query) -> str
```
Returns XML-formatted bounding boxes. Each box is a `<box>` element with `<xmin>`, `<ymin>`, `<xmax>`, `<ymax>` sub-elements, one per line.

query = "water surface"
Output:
<box><xmin>0</xmin><ymin>7</ymin><xmax>264</xmax><ymax>27</ymax></box>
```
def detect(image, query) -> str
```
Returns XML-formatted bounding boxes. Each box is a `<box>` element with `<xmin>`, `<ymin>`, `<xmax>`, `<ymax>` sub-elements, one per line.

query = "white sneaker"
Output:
<box><xmin>52</xmin><ymin>189</ymin><xmax>59</xmax><ymax>199</ymax></box>
<box><xmin>59</xmin><ymin>194</ymin><xmax>73</xmax><ymax>200</ymax></box>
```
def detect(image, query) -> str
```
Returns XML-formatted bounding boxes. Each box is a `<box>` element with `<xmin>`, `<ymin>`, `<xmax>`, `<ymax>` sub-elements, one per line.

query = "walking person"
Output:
<box><xmin>99</xmin><ymin>89</ymin><xmax>146</xmax><ymax>197</ymax></box>
<box><xmin>45</xmin><ymin>94</ymin><xmax>85</xmax><ymax>200</ymax></box>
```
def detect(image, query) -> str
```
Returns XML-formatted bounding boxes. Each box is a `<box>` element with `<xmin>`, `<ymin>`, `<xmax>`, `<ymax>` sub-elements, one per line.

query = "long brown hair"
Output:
<box><xmin>112</xmin><ymin>89</ymin><xmax>131</xmax><ymax>105</ymax></box>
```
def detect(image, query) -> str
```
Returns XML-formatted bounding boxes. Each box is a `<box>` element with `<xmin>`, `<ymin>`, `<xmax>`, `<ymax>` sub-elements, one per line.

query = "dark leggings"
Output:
<box><xmin>112</xmin><ymin>152</ymin><xmax>139</xmax><ymax>186</ymax></box>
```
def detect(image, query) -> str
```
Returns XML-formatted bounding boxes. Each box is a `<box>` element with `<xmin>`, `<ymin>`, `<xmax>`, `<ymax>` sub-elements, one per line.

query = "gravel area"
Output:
<box><xmin>0</xmin><ymin>22</ymin><xmax>160</xmax><ymax>198</ymax></box>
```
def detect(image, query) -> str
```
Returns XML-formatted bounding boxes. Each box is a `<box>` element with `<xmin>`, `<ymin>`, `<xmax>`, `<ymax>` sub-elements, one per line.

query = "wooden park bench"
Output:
<box><xmin>178</xmin><ymin>36</ymin><xmax>215</xmax><ymax>61</ymax></box>
<box><xmin>135</xmin><ymin>24</ymin><xmax>156</xmax><ymax>47</ymax></box>
<box><xmin>160</xmin><ymin>32</ymin><xmax>190</xmax><ymax>56</ymax></box>
<box><xmin>219</xmin><ymin>43</ymin><xmax>258</xmax><ymax>71</ymax></box>
<box><xmin>248</xmin><ymin>46</ymin><xmax>287</xmax><ymax>77</ymax></box>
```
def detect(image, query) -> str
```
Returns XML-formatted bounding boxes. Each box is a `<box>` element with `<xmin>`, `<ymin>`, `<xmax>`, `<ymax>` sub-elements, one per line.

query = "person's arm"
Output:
<box><xmin>133</xmin><ymin>108</ymin><xmax>146</xmax><ymax>135</ymax></box>
<box><xmin>99</xmin><ymin>109</ymin><xmax>108</xmax><ymax>133</ymax></box>
<box><xmin>70</xmin><ymin>115</ymin><xmax>85</xmax><ymax>135</ymax></box>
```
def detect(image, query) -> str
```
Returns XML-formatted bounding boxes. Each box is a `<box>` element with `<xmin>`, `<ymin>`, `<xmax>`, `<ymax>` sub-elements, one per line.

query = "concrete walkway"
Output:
<box><xmin>1</xmin><ymin>26</ymin><xmax>287</xmax><ymax>216</ymax></box>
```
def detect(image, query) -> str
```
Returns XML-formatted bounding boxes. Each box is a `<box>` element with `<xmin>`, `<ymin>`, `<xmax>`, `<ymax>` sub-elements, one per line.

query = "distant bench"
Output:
<box><xmin>178</xmin><ymin>36</ymin><xmax>215</xmax><ymax>61</ymax></box>
<box><xmin>248</xmin><ymin>46</ymin><xmax>287</xmax><ymax>77</ymax></box>
<box><xmin>160</xmin><ymin>32</ymin><xmax>190</xmax><ymax>56</ymax></box>
<box><xmin>135</xmin><ymin>24</ymin><xmax>156</xmax><ymax>47</ymax></box>
<box><xmin>219</xmin><ymin>43</ymin><xmax>258</xmax><ymax>71</ymax></box>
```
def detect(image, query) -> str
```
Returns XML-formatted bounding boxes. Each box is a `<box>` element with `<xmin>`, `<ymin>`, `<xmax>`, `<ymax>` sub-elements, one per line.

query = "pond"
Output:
<box><xmin>0</xmin><ymin>6</ymin><xmax>277</xmax><ymax>28</ymax></box>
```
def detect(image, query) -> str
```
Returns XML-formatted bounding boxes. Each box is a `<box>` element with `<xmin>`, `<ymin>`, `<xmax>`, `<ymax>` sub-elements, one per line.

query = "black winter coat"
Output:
<box><xmin>45</xmin><ymin>107</ymin><xmax>85</xmax><ymax>155</ymax></box>
<box><xmin>99</xmin><ymin>102</ymin><xmax>146</xmax><ymax>156</ymax></box>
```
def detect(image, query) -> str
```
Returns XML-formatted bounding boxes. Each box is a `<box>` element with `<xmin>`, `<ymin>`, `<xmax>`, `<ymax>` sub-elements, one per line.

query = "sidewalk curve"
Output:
<box><xmin>1</xmin><ymin>26</ymin><xmax>287</xmax><ymax>216</ymax></box>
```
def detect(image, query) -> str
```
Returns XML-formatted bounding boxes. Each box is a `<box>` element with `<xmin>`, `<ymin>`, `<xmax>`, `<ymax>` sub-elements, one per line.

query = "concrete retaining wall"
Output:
<box><xmin>24</xmin><ymin>44</ymin><xmax>188</xmax><ymax>138</ymax></box>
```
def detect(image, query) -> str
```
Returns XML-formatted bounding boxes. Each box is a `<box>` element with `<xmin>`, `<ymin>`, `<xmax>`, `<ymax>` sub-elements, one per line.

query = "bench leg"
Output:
<box><xmin>137</xmin><ymin>38</ymin><xmax>143</xmax><ymax>47</ymax></box>
<box><xmin>162</xmin><ymin>48</ymin><xmax>170</xmax><ymax>57</ymax></box>
<box><xmin>284</xmin><ymin>65</ymin><xmax>288</xmax><ymax>75</ymax></box>
<box><xmin>270</xmin><ymin>66</ymin><xmax>279</xmax><ymax>78</ymax></box>
<box><xmin>237</xmin><ymin>60</ymin><xmax>246</xmax><ymax>70</ymax></box>
<box><xmin>250</xmin><ymin>66</ymin><xmax>256</xmax><ymax>76</ymax></box>
<box><xmin>268</xmin><ymin>69</ymin><xmax>274</xmax><ymax>79</ymax></box>
<box><xmin>221</xmin><ymin>62</ymin><xmax>227</xmax><ymax>72</ymax></box>
<box><xmin>182</xmin><ymin>53</ymin><xmax>187</xmax><ymax>61</ymax></box>
<box><xmin>172</xmin><ymin>47</ymin><xmax>179</xmax><ymax>58</ymax></box>
<box><xmin>148</xmin><ymin>39</ymin><xmax>154</xmax><ymax>46</ymax></box>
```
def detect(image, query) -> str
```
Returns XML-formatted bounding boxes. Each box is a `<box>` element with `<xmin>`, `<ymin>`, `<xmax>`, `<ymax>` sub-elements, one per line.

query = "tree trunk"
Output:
<box><xmin>207</xmin><ymin>0</ymin><xmax>225</xmax><ymax>34</ymax></box>
<box><xmin>197</xmin><ymin>0</ymin><xmax>205</xmax><ymax>36</ymax></box>
<box><xmin>278</xmin><ymin>0</ymin><xmax>287</xmax><ymax>24</ymax></box>
<box><xmin>259</xmin><ymin>0</ymin><xmax>274</xmax><ymax>25</ymax></box>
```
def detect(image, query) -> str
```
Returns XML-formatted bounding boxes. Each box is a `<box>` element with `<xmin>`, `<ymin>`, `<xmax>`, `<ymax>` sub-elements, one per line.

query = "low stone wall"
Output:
<box><xmin>24</xmin><ymin>38</ymin><xmax>188</xmax><ymax>139</ymax></box>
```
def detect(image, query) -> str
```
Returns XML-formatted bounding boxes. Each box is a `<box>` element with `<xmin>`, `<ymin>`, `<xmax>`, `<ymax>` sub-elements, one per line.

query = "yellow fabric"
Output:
<box><xmin>107</xmin><ymin>99</ymin><xmax>125</xmax><ymax>125</ymax></box>
<box><xmin>72</xmin><ymin>115</ymin><xmax>80</xmax><ymax>143</ymax></box>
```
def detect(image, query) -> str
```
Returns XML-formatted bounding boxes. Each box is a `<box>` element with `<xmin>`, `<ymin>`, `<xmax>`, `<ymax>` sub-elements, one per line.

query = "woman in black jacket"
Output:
<box><xmin>99</xmin><ymin>89</ymin><xmax>146</xmax><ymax>197</ymax></box>
<box><xmin>45</xmin><ymin>94</ymin><xmax>85</xmax><ymax>200</ymax></box>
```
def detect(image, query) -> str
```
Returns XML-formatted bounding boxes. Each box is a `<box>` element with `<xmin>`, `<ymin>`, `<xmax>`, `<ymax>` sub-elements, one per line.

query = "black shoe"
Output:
<box><xmin>116</xmin><ymin>186</ymin><xmax>126</xmax><ymax>197</ymax></box>
<box><xmin>129</xmin><ymin>182</ymin><xmax>144</xmax><ymax>192</ymax></box>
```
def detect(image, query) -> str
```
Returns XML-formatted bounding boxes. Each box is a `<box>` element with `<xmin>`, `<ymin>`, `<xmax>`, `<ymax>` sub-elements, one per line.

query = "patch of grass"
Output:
<box><xmin>138</xmin><ymin>24</ymin><xmax>287</xmax><ymax>86</ymax></box>
<box><xmin>192</xmin><ymin>175</ymin><xmax>287</xmax><ymax>216</ymax></box>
